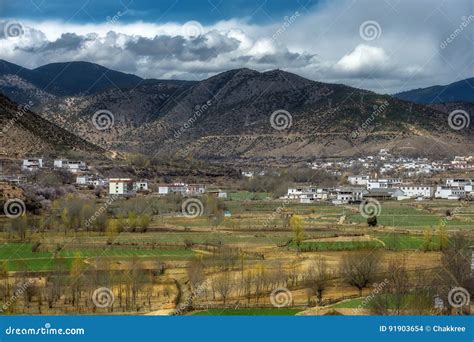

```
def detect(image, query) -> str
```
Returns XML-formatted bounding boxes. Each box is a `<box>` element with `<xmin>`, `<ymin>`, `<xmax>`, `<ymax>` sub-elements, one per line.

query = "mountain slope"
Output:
<box><xmin>394</xmin><ymin>77</ymin><xmax>474</xmax><ymax>104</ymax></box>
<box><xmin>1</xmin><ymin>60</ymin><xmax>472</xmax><ymax>161</ymax></box>
<box><xmin>0</xmin><ymin>94</ymin><xmax>105</xmax><ymax>158</ymax></box>
<box><xmin>0</xmin><ymin>59</ymin><xmax>144</xmax><ymax>97</ymax></box>
<box><xmin>126</xmin><ymin>68</ymin><xmax>469</xmax><ymax>159</ymax></box>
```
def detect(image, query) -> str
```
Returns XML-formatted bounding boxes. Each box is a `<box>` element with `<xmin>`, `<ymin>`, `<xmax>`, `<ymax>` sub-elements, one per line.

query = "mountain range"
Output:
<box><xmin>0</xmin><ymin>59</ymin><xmax>472</xmax><ymax>161</ymax></box>
<box><xmin>394</xmin><ymin>77</ymin><xmax>474</xmax><ymax>104</ymax></box>
<box><xmin>0</xmin><ymin>93</ymin><xmax>104</xmax><ymax>158</ymax></box>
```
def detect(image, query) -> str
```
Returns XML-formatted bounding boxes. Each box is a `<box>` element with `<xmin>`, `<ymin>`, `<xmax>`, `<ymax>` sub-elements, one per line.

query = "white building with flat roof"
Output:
<box><xmin>399</xmin><ymin>186</ymin><xmax>434</xmax><ymax>199</ymax></box>
<box><xmin>367</xmin><ymin>178</ymin><xmax>402</xmax><ymax>190</ymax></box>
<box><xmin>21</xmin><ymin>158</ymin><xmax>43</xmax><ymax>171</ymax></box>
<box><xmin>435</xmin><ymin>186</ymin><xmax>465</xmax><ymax>200</ymax></box>
<box><xmin>348</xmin><ymin>175</ymin><xmax>370</xmax><ymax>186</ymax></box>
<box><xmin>133</xmin><ymin>181</ymin><xmax>149</xmax><ymax>192</ymax></box>
<box><xmin>54</xmin><ymin>159</ymin><xmax>87</xmax><ymax>173</ymax></box>
<box><xmin>158</xmin><ymin>183</ymin><xmax>206</xmax><ymax>196</ymax></box>
<box><xmin>109</xmin><ymin>178</ymin><xmax>134</xmax><ymax>195</ymax></box>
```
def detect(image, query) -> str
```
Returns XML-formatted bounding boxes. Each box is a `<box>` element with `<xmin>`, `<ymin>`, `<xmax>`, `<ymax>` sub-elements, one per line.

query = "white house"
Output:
<box><xmin>158</xmin><ymin>183</ymin><xmax>206</xmax><ymax>196</ymax></box>
<box><xmin>21</xmin><ymin>158</ymin><xmax>43</xmax><ymax>171</ymax></box>
<box><xmin>367</xmin><ymin>178</ymin><xmax>402</xmax><ymax>190</ymax></box>
<box><xmin>435</xmin><ymin>186</ymin><xmax>465</xmax><ymax>200</ymax></box>
<box><xmin>241</xmin><ymin>171</ymin><xmax>254</xmax><ymax>178</ymax></box>
<box><xmin>399</xmin><ymin>186</ymin><xmax>434</xmax><ymax>199</ymax></box>
<box><xmin>54</xmin><ymin>159</ymin><xmax>87</xmax><ymax>173</ymax></box>
<box><xmin>133</xmin><ymin>181</ymin><xmax>149</xmax><ymax>192</ymax></box>
<box><xmin>109</xmin><ymin>178</ymin><xmax>134</xmax><ymax>195</ymax></box>
<box><xmin>76</xmin><ymin>175</ymin><xmax>107</xmax><ymax>187</ymax></box>
<box><xmin>286</xmin><ymin>186</ymin><xmax>317</xmax><ymax>200</ymax></box>
<box><xmin>333</xmin><ymin>187</ymin><xmax>367</xmax><ymax>204</ymax></box>
<box><xmin>446</xmin><ymin>178</ymin><xmax>474</xmax><ymax>187</ymax></box>
<box><xmin>348</xmin><ymin>175</ymin><xmax>370</xmax><ymax>186</ymax></box>
<box><xmin>76</xmin><ymin>175</ymin><xmax>93</xmax><ymax>186</ymax></box>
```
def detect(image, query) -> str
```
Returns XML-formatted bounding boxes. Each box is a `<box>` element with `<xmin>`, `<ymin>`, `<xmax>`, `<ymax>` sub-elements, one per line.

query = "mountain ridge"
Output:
<box><xmin>0</xmin><ymin>59</ymin><xmax>472</xmax><ymax>161</ymax></box>
<box><xmin>394</xmin><ymin>77</ymin><xmax>474</xmax><ymax>104</ymax></box>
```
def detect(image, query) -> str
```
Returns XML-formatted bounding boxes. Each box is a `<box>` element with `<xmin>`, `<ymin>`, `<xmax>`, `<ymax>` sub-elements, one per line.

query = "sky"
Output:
<box><xmin>0</xmin><ymin>0</ymin><xmax>473</xmax><ymax>93</ymax></box>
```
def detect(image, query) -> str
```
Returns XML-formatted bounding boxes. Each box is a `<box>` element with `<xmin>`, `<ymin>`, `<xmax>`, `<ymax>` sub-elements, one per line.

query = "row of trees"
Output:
<box><xmin>184</xmin><ymin>233</ymin><xmax>472</xmax><ymax>312</ymax></box>
<box><xmin>0</xmin><ymin>257</ymin><xmax>169</xmax><ymax>314</ymax></box>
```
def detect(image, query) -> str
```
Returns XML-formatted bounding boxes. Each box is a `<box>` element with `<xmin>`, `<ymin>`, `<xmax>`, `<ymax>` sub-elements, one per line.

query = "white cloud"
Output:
<box><xmin>0</xmin><ymin>0</ymin><xmax>472</xmax><ymax>93</ymax></box>
<box><xmin>335</xmin><ymin>44</ymin><xmax>389</xmax><ymax>74</ymax></box>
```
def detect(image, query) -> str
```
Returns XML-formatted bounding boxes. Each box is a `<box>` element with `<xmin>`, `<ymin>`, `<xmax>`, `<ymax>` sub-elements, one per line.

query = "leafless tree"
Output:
<box><xmin>306</xmin><ymin>256</ymin><xmax>332</xmax><ymax>305</ymax></box>
<box><xmin>214</xmin><ymin>272</ymin><xmax>233</xmax><ymax>304</ymax></box>
<box><xmin>340</xmin><ymin>250</ymin><xmax>380</xmax><ymax>296</ymax></box>
<box><xmin>187</xmin><ymin>258</ymin><xmax>205</xmax><ymax>291</ymax></box>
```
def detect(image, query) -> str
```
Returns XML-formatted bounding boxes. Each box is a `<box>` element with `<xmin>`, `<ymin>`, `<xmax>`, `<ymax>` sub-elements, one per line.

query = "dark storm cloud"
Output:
<box><xmin>18</xmin><ymin>33</ymin><xmax>95</xmax><ymax>52</ymax></box>
<box><xmin>126</xmin><ymin>33</ymin><xmax>240</xmax><ymax>62</ymax></box>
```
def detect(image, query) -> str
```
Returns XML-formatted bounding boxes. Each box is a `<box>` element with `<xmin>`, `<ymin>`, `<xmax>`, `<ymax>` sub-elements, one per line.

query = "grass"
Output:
<box><xmin>191</xmin><ymin>308</ymin><xmax>302</xmax><ymax>316</ymax></box>
<box><xmin>0</xmin><ymin>243</ymin><xmax>194</xmax><ymax>271</ymax></box>
<box><xmin>329</xmin><ymin>294</ymin><xmax>423</xmax><ymax>310</ymax></box>
<box><xmin>330</xmin><ymin>298</ymin><xmax>365</xmax><ymax>309</ymax></box>
<box><xmin>292</xmin><ymin>240</ymin><xmax>383</xmax><ymax>252</ymax></box>
<box><xmin>375</xmin><ymin>233</ymin><xmax>440</xmax><ymax>251</ymax></box>
<box><xmin>346</xmin><ymin>205</ymin><xmax>472</xmax><ymax>228</ymax></box>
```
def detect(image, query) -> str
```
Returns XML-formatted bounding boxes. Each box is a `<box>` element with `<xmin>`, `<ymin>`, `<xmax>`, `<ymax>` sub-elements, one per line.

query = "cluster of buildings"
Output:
<box><xmin>21</xmin><ymin>158</ymin><xmax>88</xmax><ymax>173</ymax></box>
<box><xmin>286</xmin><ymin>177</ymin><xmax>474</xmax><ymax>204</ymax></box>
<box><xmin>310</xmin><ymin>151</ymin><xmax>474</xmax><ymax>177</ymax></box>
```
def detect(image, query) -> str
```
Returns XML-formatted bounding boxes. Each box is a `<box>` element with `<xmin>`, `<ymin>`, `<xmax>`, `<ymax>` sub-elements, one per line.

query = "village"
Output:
<box><xmin>1</xmin><ymin>150</ymin><xmax>474</xmax><ymax>205</ymax></box>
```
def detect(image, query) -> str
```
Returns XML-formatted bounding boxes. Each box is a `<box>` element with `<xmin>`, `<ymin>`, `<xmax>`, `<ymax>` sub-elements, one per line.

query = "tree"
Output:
<box><xmin>371</xmin><ymin>256</ymin><xmax>409</xmax><ymax>315</ymax></box>
<box><xmin>306</xmin><ymin>256</ymin><xmax>332</xmax><ymax>305</ymax></box>
<box><xmin>10</xmin><ymin>214</ymin><xmax>28</xmax><ymax>241</ymax></box>
<box><xmin>290</xmin><ymin>215</ymin><xmax>305</xmax><ymax>252</ymax></box>
<box><xmin>69</xmin><ymin>253</ymin><xmax>85</xmax><ymax>308</ymax></box>
<box><xmin>138</xmin><ymin>214</ymin><xmax>151</xmax><ymax>233</ymax></box>
<box><xmin>437</xmin><ymin>225</ymin><xmax>449</xmax><ymax>251</ymax></box>
<box><xmin>367</xmin><ymin>216</ymin><xmax>377</xmax><ymax>227</ymax></box>
<box><xmin>441</xmin><ymin>233</ymin><xmax>471</xmax><ymax>290</ymax></box>
<box><xmin>340</xmin><ymin>250</ymin><xmax>380</xmax><ymax>296</ymax></box>
<box><xmin>213</xmin><ymin>272</ymin><xmax>233</xmax><ymax>304</ymax></box>
<box><xmin>106</xmin><ymin>220</ymin><xmax>119</xmax><ymax>244</ymax></box>
<box><xmin>187</xmin><ymin>258</ymin><xmax>205</xmax><ymax>291</ymax></box>
<box><xmin>422</xmin><ymin>228</ymin><xmax>433</xmax><ymax>252</ymax></box>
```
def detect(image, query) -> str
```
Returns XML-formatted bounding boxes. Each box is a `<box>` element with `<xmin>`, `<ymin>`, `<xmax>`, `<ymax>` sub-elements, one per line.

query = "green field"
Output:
<box><xmin>291</xmin><ymin>240</ymin><xmax>383</xmax><ymax>252</ymax></box>
<box><xmin>347</xmin><ymin>205</ymin><xmax>472</xmax><ymax>228</ymax></box>
<box><xmin>0</xmin><ymin>243</ymin><xmax>194</xmax><ymax>271</ymax></box>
